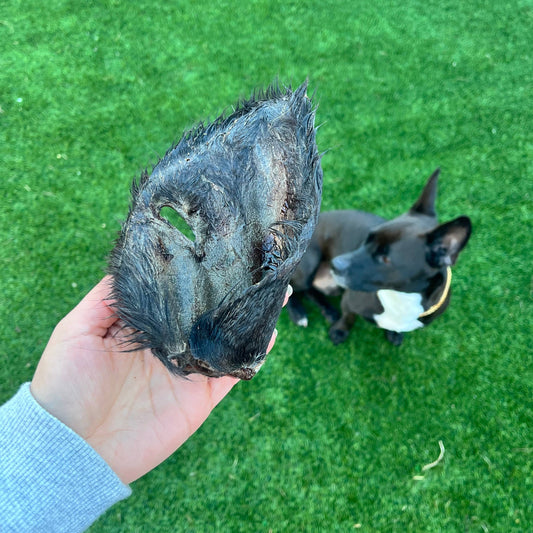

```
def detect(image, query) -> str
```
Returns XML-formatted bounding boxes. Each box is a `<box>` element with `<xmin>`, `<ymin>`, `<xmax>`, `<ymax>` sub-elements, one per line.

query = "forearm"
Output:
<box><xmin>0</xmin><ymin>383</ymin><xmax>131</xmax><ymax>533</ymax></box>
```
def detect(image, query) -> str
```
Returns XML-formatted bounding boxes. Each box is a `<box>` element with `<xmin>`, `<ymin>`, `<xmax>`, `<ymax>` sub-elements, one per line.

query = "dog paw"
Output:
<box><xmin>385</xmin><ymin>330</ymin><xmax>404</xmax><ymax>346</ymax></box>
<box><xmin>329</xmin><ymin>327</ymin><xmax>349</xmax><ymax>345</ymax></box>
<box><xmin>287</xmin><ymin>307</ymin><xmax>308</xmax><ymax>328</ymax></box>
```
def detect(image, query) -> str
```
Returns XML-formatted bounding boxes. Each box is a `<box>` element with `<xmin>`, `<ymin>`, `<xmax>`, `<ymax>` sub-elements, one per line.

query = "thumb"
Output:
<box><xmin>58</xmin><ymin>276</ymin><xmax>119</xmax><ymax>338</ymax></box>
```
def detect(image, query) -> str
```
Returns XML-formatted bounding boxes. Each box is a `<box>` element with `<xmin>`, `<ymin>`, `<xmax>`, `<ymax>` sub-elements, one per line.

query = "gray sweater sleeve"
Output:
<box><xmin>0</xmin><ymin>383</ymin><xmax>131</xmax><ymax>532</ymax></box>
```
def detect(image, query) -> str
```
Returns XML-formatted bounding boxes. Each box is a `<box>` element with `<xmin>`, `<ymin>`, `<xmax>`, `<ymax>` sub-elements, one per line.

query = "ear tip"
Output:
<box><xmin>457</xmin><ymin>215</ymin><xmax>473</xmax><ymax>231</ymax></box>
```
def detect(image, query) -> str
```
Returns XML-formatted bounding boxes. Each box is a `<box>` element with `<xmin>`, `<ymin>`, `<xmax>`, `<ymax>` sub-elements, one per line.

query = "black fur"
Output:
<box><xmin>108</xmin><ymin>81</ymin><xmax>323</xmax><ymax>379</ymax></box>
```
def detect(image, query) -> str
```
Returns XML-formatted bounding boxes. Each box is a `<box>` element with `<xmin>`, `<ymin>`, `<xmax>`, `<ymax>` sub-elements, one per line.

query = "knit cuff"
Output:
<box><xmin>0</xmin><ymin>383</ymin><xmax>131</xmax><ymax>532</ymax></box>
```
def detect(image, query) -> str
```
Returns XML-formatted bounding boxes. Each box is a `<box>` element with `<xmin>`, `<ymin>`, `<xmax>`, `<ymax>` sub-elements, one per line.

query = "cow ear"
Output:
<box><xmin>426</xmin><ymin>216</ymin><xmax>472</xmax><ymax>267</ymax></box>
<box><xmin>410</xmin><ymin>168</ymin><xmax>440</xmax><ymax>217</ymax></box>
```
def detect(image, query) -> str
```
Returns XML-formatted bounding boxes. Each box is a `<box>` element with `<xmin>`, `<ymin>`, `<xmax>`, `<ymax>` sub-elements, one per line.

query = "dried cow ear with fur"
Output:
<box><xmin>108</xmin><ymin>81</ymin><xmax>323</xmax><ymax>379</ymax></box>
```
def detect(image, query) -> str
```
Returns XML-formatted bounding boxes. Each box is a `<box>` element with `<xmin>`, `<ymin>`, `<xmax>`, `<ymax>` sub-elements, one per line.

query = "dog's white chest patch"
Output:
<box><xmin>374</xmin><ymin>290</ymin><xmax>424</xmax><ymax>332</ymax></box>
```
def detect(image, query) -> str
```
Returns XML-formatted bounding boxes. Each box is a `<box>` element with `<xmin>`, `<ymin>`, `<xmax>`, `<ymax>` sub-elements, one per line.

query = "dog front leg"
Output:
<box><xmin>328</xmin><ymin>294</ymin><xmax>356</xmax><ymax>344</ymax></box>
<box><xmin>287</xmin><ymin>292</ymin><xmax>310</xmax><ymax>327</ymax></box>
<box><xmin>306</xmin><ymin>287</ymin><xmax>341</xmax><ymax>324</ymax></box>
<box><xmin>329</xmin><ymin>312</ymin><xmax>356</xmax><ymax>344</ymax></box>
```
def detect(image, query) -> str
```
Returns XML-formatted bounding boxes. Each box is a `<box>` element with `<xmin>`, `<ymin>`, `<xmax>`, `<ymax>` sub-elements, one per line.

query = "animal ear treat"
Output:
<box><xmin>108</xmin><ymin>81</ymin><xmax>323</xmax><ymax>379</ymax></box>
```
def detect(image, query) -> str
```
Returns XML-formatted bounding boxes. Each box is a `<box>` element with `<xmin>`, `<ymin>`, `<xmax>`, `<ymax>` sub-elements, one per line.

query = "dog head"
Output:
<box><xmin>331</xmin><ymin>169</ymin><xmax>471</xmax><ymax>293</ymax></box>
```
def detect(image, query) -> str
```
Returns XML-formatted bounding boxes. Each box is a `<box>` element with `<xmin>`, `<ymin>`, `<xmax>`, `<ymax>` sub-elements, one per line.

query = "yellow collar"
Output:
<box><xmin>419</xmin><ymin>266</ymin><xmax>452</xmax><ymax>318</ymax></box>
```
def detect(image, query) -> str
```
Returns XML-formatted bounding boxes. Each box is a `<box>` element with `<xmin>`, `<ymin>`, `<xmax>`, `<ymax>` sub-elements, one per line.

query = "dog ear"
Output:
<box><xmin>410</xmin><ymin>168</ymin><xmax>440</xmax><ymax>217</ymax></box>
<box><xmin>426</xmin><ymin>216</ymin><xmax>472</xmax><ymax>267</ymax></box>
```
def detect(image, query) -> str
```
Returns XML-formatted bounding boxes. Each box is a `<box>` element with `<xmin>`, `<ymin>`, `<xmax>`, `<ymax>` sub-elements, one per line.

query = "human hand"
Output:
<box><xmin>31</xmin><ymin>276</ymin><xmax>288</xmax><ymax>484</ymax></box>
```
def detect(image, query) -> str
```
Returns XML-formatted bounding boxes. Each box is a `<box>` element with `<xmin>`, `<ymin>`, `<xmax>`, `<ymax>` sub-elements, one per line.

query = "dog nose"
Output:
<box><xmin>331</xmin><ymin>254</ymin><xmax>350</xmax><ymax>274</ymax></box>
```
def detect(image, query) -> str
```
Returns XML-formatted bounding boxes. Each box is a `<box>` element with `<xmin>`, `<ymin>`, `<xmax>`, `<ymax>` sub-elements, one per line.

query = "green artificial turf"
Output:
<box><xmin>1</xmin><ymin>0</ymin><xmax>532</xmax><ymax>531</ymax></box>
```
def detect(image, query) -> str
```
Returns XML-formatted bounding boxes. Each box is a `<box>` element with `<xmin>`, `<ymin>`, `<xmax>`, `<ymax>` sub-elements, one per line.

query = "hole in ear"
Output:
<box><xmin>160</xmin><ymin>206</ymin><xmax>196</xmax><ymax>241</ymax></box>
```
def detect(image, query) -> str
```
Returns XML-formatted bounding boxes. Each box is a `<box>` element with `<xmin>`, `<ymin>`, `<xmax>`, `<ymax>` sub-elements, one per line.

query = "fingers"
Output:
<box><xmin>266</xmin><ymin>285</ymin><xmax>291</xmax><ymax>352</ymax></box>
<box><xmin>266</xmin><ymin>328</ymin><xmax>278</xmax><ymax>353</ymax></box>
<box><xmin>283</xmin><ymin>284</ymin><xmax>293</xmax><ymax>307</ymax></box>
<box><xmin>208</xmin><ymin>375</ymin><xmax>241</xmax><ymax>405</ymax></box>
<box><xmin>263</xmin><ymin>285</ymin><xmax>291</xmax><ymax>354</ymax></box>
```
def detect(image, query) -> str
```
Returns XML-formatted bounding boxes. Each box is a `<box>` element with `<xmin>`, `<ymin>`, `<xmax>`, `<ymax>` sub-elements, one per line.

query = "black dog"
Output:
<box><xmin>287</xmin><ymin>169</ymin><xmax>471</xmax><ymax>345</ymax></box>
